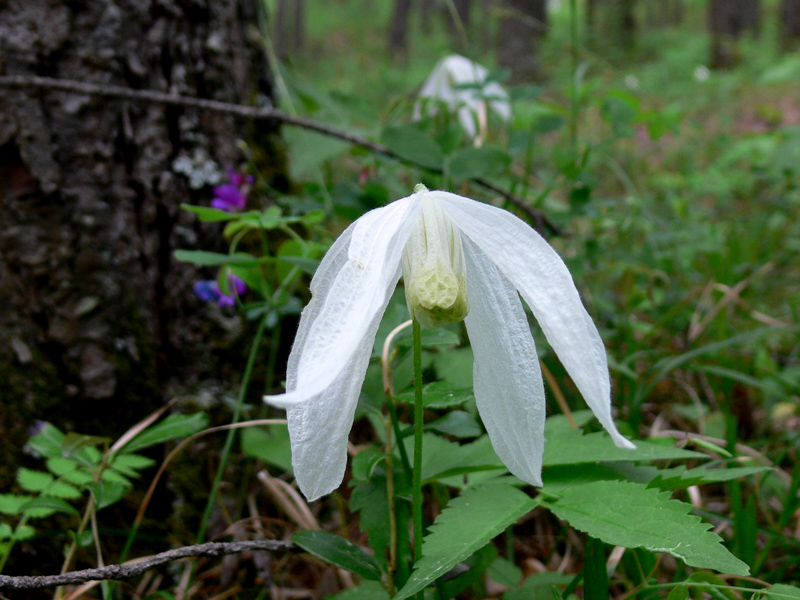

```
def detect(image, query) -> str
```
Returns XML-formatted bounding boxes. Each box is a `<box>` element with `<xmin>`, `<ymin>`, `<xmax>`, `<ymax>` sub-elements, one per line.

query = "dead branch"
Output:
<box><xmin>0</xmin><ymin>74</ymin><xmax>561</xmax><ymax>236</ymax></box>
<box><xmin>0</xmin><ymin>539</ymin><xmax>294</xmax><ymax>590</ymax></box>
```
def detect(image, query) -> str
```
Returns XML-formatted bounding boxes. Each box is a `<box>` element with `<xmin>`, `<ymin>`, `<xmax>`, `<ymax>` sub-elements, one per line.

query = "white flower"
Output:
<box><xmin>413</xmin><ymin>54</ymin><xmax>511</xmax><ymax>140</ymax></box>
<box><xmin>264</xmin><ymin>187</ymin><xmax>635</xmax><ymax>501</ymax></box>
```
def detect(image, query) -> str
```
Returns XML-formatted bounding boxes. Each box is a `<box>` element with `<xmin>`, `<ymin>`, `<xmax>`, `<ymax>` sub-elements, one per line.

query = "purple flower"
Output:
<box><xmin>211</xmin><ymin>168</ymin><xmax>253</xmax><ymax>212</ymax></box>
<box><xmin>194</xmin><ymin>274</ymin><xmax>247</xmax><ymax>308</ymax></box>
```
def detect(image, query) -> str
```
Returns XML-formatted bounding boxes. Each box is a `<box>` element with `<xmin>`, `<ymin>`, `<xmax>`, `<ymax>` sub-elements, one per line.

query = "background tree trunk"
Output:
<box><xmin>0</xmin><ymin>0</ymin><xmax>282</xmax><ymax>497</ymax></box>
<box><xmin>709</xmin><ymin>0</ymin><xmax>761</xmax><ymax>68</ymax></box>
<box><xmin>498</xmin><ymin>0</ymin><xmax>548</xmax><ymax>82</ymax></box>
<box><xmin>446</xmin><ymin>0</ymin><xmax>472</xmax><ymax>49</ymax></box>
<box><xmin>389</xmin><ymin>0</ymin><xmax>415</xmax><ymax>59</ymax></box>
<box><xmin>275</xmin><ymin>0</ymin><xmax>306</xmax><ymax>62</ymax></box>
<box><xmin>780</xmin><ymin>0</ymin><xmax>800</xmax><ymax>51</ymax></box>
<box><xmin>585</xmin><ymin>0</ymin><xmax>637</xmax><ymax>51</ymax></box>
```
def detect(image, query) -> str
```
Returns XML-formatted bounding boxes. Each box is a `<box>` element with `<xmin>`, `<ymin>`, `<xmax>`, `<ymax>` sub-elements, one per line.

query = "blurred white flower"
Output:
<box><xmin>694</xmin><ymin>65</ymin><xmax>710</xmax><ymax>82</ymax></box>
<box><xmin>624</xmin><ymin>74</ymin><xmax>639</xmax><ymax>90</ymax></box>
<box><xmin>264</xmin><ymin>186</ymin><xmax>634</xmax><ymax>501</ymax></box>
<box><xmin>413</xmin><ymin>54</ymin><xmax>511</xmax><ymax>141</ymax></box>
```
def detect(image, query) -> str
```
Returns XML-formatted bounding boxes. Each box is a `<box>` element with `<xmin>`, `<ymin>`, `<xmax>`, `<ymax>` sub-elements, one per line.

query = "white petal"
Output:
<box><xmin>264</xmin><ymin>195</ymin><xmax>420</xmax><ymax>408</ymax></box>
<box><xmin>287</xmin><ymin>305</ymin><xmax>386</xmax><ymax>501</ymax></box>
<box><xmin>463</xmin><ymin>239</ymin><xmax>545</xmax><ymax>486</ymax></box>
<box><xmin>435</xmin><ymin>191</ymin><xmax>635</xmax><ymax>449</ymax></box>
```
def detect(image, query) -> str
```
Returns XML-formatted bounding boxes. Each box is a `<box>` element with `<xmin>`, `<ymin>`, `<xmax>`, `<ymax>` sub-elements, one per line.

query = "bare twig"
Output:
<box><xmin>0</xmin><ymin>74</ymin><xmax>561</xmax><ymax>236</ymax></box>
<box><xmin>0</xmin><ymin>540</ymin><xmax>294</xmax><ymax>590</ymax></box>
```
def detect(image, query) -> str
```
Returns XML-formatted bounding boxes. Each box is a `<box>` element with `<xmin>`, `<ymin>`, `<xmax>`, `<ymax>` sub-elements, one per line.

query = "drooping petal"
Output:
<box><xmin>462</xmin><ymin>238</ymin><xmax>545</xmax><ymax>486</ymax></box>
<box><xmin>435</xmin><ymin>191</ymin><xmax>635</xmax><ymax>450</ymax></box>
<box><xmin>286</xmin><ymin>303</ymin><xmax>388</xmax><ymax>500</ymax></box>
<box><xmin>264</xmin><ymin>194</ymin><xmax>420</xmax><ymax>408</ymax></box>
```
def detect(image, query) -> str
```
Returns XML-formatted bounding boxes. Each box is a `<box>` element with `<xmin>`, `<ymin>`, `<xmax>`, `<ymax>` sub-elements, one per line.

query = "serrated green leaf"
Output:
<box><xmin>350</xmin><ymin>447</ymin><xmax>386</xmax><ymax>481</ymax></box>
<box><xmin>427</xmin><ymin>411</ymin><xmax>482</xmax><ymax>438</ymax></box>
<box><xmin>404</xmin><ymin>434</ymin><xmax>505</xmax><ymax>484</ymax></box>
<box><xmin>381</xmin><ymin>124</ymin><xmax>443</xmax><ymax>170</ymax></box>
<box><xmin>325</xmin><ymin>581</ymin><xmax>391</xmax><ymax>600</ymax></box>
<box><xmin>546</xmin><ymin>480</ymin><xmax>749</xmax><ymax>575</ymax></box>
<box><xmin>763</xmin><ymin>584</ymin><xmax>800</xmax><ymax>599</ymax></box>
<box><xmin>87</xmin><ymin>481</ymin><xmax>129</xmax><ymax>509</ymax></box>
<box><xmin>395</xmin><ymin>381</ymin><xmax>474</xmax><ymax>409</ymax></box>
<box><xmin>0</xmin><ymin>523</ymin><xmax>13</xmax><ymax>539</ymax></box>
<box><xmin>543</xmin><ymin>427</ymin><xmax>704</xmax><ymax>466</ymax></box>
<box><xmin>26</xmin><ymin>423</ymin><xmax>65</xmax><ymax>459</ymax></box>
<box><xmin>119</xmin><ymin>412</ymin><xmax>208</xmax><ymax>453</ymax></box>
<box><xmin>101</xmin><ymin>469</ymin><xmax>131</xmax><ymax>486</ymax></box>
<box><xmin>292</xmin><ymin>530</ymin><xmax>382</xmax><ymax>580</ymax></box>
<box><xmin>395</xmin><ymin>483</ymin><xmax>538</xmax><ymax>599</ymax></box>
<box><xmin>17</xmin><ymin>468</ymin><xmax>54</xmax><ymax>492</ymax></box>
<box><xmin>44</xmin><ymin>480</ymin><xmax>82</xmax><ymax>500</ymax></box>
<box><xmin>240</xmin><ymin>425</ymin><xmax>293</xmax><ymax>472</ymax></box>
<box><xmin>543</xmin><ymin>463</ymin><xmax>658</xmax><ymax>493</ymax></box>
<box><xmin>0</xmin><ymin>494</ymin><xmax>33</xmax><ymax>516</ymax></box>
<box><xmin>109</xmin><ymin>453</ymin><xmax>157</xmax><ymax>477</ymax></box>
<box><xmin>487</xmin><ymin>556</ymin><xmax>522</xmax><ymax>587</ymax></box>
<box><xmin>46</xmin><ymin>457</ymin><xmax>77</xmax><ymax>476</ymax></box>
<box><xmin>13</xmin><ymin>524</ymin><xmax>36</xmax><ymax>541</ymax></box>
<box><xmin>505</xmin><ymin>572</ymin><xmax>573</xmax><ymax>600</ymax></box>
<box><xmin>22</xmin><ymin>496</ymin><xmax>80</xmax><ymax>518</ymax></box>
<box><xmin>62</xmin><ymin>468</ymin><xmax>94</xmax><ymax>486</ymax></box>
<box><xmin>650</xmin><ymin>465</ymin><xmax>770</xmax><ymax>491</ymax></box>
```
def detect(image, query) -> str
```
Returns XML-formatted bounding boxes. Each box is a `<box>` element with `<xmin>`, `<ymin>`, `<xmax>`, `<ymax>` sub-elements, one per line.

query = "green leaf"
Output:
<box><xmin>584</xmin><ymin>537</ymin><xmax>609</xmax><ymax>600</ymax></box>
<box><xmin>101</xmin><ymin>469</ymin><xmax>131</xmax><ymax>486</ymax></box>
<box><xmin>291</xmin><ymin>530</ymin><xmax>382</xmax><ymax>581</ymax></box>
<box><xmin>0</xmin><ymin>494</ymin><xmax>33</xmax><ymax>516</ymax></box>
<box><xmin>12</xmin><ymin>525</ymin><xmax>36</xmax><ymax>541</ymax></box>
<box><xmin>62</xmin><ymin>432</ymin><xmax>111</xmax><ymax>456</ymax></box>
<box><xmin>403</xmin><ymin>434</ymin><xmax>505</xmax><ymax>484</ymax></box>
<box><xmin>395</xmin><ymin>381</ymin><xmax>474</xmax><ymax>409</ymax></box>
<box><xmin>46</xmin><ymin>457</ymin><xmax>77</xmax><ymax>476</ymax></box>
<box><xmin>240</xmin><ymin>425</ymin><xmax>293</xmax><ymax>473</ymax></box>
<box><xmin>394</xmin><ymin>483</ymin><xmax>538</xmax><ymax>599</ymax></box>
<box><xmin>650</xmin><ymin>465</ymin><xmax>770</xmax><ymax>491</ymax></box>
<box><xmin>447</xmin><ymin>146</ymin><xmax>511</xmax><ymax>182</ymax></box>
<box><xmin>543</xmin><ymin>427</ymin><xmax>704</xmax><ymax>466</ymax></box>
<box><xmin>109</xmin><ymin>453</ymin><xmax>157</xmax><ymax>477</ymax></box>
<box><xmin>763</xmin><ymin>584</ymin><xmax>800</xmax><ymax>599</ymax></box>
<box><xmin>22</xmin><ymin>496</ymin><xmax>80</xmax><ymax>518</ymax></box>
<box><xmin>350</xmin><ymin>447</ymin><xmax>386</xmax><ymax>482</ymax></box>
<box><xmin>44</xmin><ymin>480</ymin><xmax>82</xmax><ymax>500</ymax></box>
<box><xmin>325</xmin><ymin>581</ymin><xmax>391</xmax><ymax>600</ymax></box>
<box><xmin>505</xmin><ymin>572</ymin><xmax>573</xmax><ymax>600</ymax></box>
<box><xmin>87</xmin><ymin>481</ymin><xmax>129</xmax><ymax>509</ymax></box>
<box><xmin>381</xmin><ymin>124</ymin><xmax>443</xmax><ymax>170</ymax></box>
<box><xmin>667</xmin><ymin>585</ymin><xmax>689</xmax><ymax>600</ymax></box>
<box><xmin>486</xmin><ymin>557</ymin><xmax>522</xmax><ymax>588</ymax></box>
<box><xmin>182</xmin><ymin>205</ymin><xmax>262</xmax><ymax>222</ymax></box>
<box><xmin>26</xmin><ymin>423</ymin><xmax>65</xmax><ymax>459</ymax></box>
<box><xmin>0</xmin><ymin>523</ymin><xmax>12</xmax><ymax>539</ymax></box>
<box><xmin>17</xmin><ymin>468</ymin><xmax>54</xmax><ymax>492</ymax></box>
<box><xmin>173</xmin><ymin>250</ymin><xmax>261</xmax><ymax>267</ymax></box>
<box><xmin>545</xmin><ymin>480</ymin><xmax>749</xmax><ymax>575</ymax></box>
<box><xmin>426</xmin><ymin>411</ymin><xmax>482</xmax><ymax>438</ymax></box>
<box><xmin>119</xmin><ymin>413</ymin><xmax>208</xmax><ymax>453</ymax></box>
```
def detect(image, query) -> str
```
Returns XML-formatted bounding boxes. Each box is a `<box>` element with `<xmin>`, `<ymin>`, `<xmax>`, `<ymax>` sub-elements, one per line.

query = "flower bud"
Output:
<box><xmin>402</xmin><ymin>194</ymin><xmax>469</xmax><ymax>328</ymax></box>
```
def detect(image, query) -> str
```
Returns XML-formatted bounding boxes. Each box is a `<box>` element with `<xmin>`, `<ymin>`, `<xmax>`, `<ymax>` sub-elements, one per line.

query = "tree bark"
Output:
<box><xmin>780</xmin><ymin>0</ymin><xmax>800</xmax><ymax>51</ymax></box>
<box><xmin>709</xmin><ymin>0</ymin><xmax>761</xmax><ymax>68</ymax></box>
<box><xmin>498</xmin><ymin>0</ymin><xmax>548</xmax><ymax>82</ymax></box>
<box><xmin>585</xmin><ymin>0</ymin><xmax>637</xmax><ymax>51</ymax></box>
<box><xmin>389</xmin><ymin>0</ymin><xmax>415</xmax><ymax>59</ymax></box>
<box><xmin>0</xmin><ymin>0</ymin><xmax>281</xmax><ymax>490</ymax></box>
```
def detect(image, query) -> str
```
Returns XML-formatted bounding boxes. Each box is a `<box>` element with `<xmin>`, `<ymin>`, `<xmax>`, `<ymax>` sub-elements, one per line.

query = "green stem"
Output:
<box><xmin>196</xmin><ymin>313</ymin><xmax>268</xmax><ymax>543</ymax></box>
<box><xmin>412</xmin><ymin>319</ymin><xmax>424</xmax><ymax>566</ymax></box>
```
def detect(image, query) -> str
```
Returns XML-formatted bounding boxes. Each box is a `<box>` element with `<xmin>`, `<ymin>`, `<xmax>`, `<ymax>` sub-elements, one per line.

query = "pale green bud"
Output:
<box><xmin>402</xmin><ymin>194</ymin><xmax>469</xmax><ymax>329</ymax></box>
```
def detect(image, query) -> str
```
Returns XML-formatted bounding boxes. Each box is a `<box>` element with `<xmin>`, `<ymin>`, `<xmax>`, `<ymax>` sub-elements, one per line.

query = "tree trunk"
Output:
<box><xmin>709</xmin><ymin>0</ymin><xmax>761</xmax><ymax>68</ymax></box>
<box><xmin>498</xmin><ymin>0</ymin><xmax>548</xmax><ymax>82</ymax></box>
<box><xmin>0</xmin><ymin>0</ymin><xmax>281</xmax><ymax>492</ymax></box>
<box><xmin>780</xmin><ymin>0</ymin><xmax>800</xmax><ymax>51</ymax></box>
<box><xmin>389</xmin><ymin>0</ymin><xmax>415</xmax><ymax>59</ymax></box>
<box><xmin>585</xmin><ymin>0</ymin><xmax>637</xmax><ymax>51</ymax></box>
